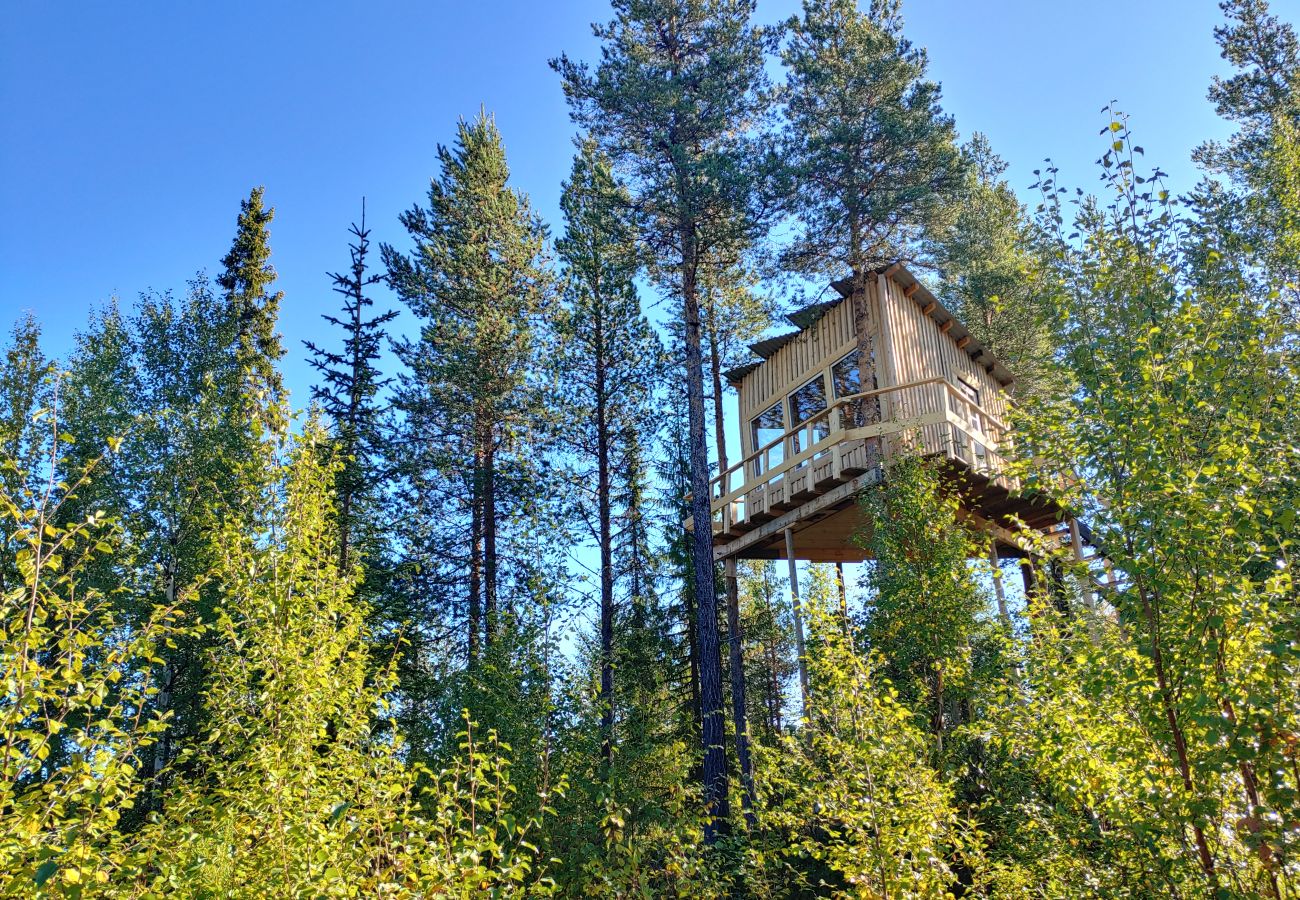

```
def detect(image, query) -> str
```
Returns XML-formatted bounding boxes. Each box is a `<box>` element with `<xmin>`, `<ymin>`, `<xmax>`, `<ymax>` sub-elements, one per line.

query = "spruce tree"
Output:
<box><xmin>305</xmin><ymin>202</ymin><xmax>398</xmax><ymax>572</ymax></box>
<box><xmin>217</xmin><ymin>187</ymin><xmax>286</xmax><ymax>434</ymax></box>
<box><xmin>554</xmin><ymin>0</ymin><xmax>778</xmax><ymax>839</ymax></box>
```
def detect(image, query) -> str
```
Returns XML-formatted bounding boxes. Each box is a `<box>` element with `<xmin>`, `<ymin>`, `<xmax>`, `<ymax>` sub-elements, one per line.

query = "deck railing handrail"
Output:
<box><xmin>709</xmin><ymin>376</ymin><xmax>1012</xmax><ymax>514</ymax></box>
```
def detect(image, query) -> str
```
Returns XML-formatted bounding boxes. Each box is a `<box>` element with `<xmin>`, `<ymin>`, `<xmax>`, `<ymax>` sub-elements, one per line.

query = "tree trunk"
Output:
<box><xmin>849</xmin><ymin>242</ymin><xmax>879</xmax><ymax>439</ymax></box>
<box><xmin>468</xmin><ymin>449</ymin><xmax>483</xmax><ymax>668</ymax></box>
<box><xmin>483</xmin><ymin>435</ymin><xmax>498</xmax><ymax>648</ymax></box>
<box><xmin>681</xmin><ymin>238</ymin><xmax>730</xmax><ymax>840</ymax></box>
<box><xmin>708</xmin><ymin>317</ymin><xmax>755</xmax><ymax>824</ymax></box>
<box><xmin>596</xmin><ymin>310</ymin><xmax>615</xmax><ymax>773</ymax></box>
<box><xmin>784</xmin><ymin>528</ymin><xmax>810</xmax><ymax>717</ymax></box>
<box><xmin>724</xmin><ymin>558</ymin><xmax>755</xmax><ymax>825</ymax></box>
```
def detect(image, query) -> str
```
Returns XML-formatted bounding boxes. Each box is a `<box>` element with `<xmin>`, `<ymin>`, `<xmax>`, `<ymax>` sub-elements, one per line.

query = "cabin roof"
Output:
<box><xmin>724</xmin><ymin>264</ymin><xmax>1016</xmax><ymax>388</ymax></box>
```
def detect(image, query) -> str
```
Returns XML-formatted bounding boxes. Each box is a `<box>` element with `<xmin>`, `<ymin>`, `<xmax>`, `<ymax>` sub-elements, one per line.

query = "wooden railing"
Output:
<box><xmin>709</xmin><ymin>377</ymin><xmax>1016</xmax><ymax>534</ymax></box>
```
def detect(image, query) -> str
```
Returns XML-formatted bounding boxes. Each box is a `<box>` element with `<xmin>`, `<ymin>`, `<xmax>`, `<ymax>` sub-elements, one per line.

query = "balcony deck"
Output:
<box><xmin>706</xmin><ymin>376</ymin><xmax>1062</xmax><ymax>562</ymax></box>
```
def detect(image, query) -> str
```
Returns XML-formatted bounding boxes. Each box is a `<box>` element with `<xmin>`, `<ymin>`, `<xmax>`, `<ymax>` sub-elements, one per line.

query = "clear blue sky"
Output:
<box><xmin>3</xmin><ymin>0</ymin><xmax>1296</xmax><ymax>404</ymax></box>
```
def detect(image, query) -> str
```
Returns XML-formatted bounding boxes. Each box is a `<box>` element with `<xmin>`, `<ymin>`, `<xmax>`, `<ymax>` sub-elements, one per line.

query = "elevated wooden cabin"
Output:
<box><xmin>710</xmin><ymin>263</ymin><xmax>1062</xmax><ymax>563</ymax></box>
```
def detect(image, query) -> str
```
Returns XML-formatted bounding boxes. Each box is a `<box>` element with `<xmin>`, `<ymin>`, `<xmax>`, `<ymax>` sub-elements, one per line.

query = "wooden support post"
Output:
<box><xmin>835</xmin><ymin>561</ymin><xmax>855</xmax><ymax>652</ymax></box>
<box><xmin>1021</xmin><ymin>556</ymin><xmax>1038</xmax><ymax>599</ymax></box>
<box><xmin>1068</xmin><ymin>518</ymin><xmax>1096</xmax><ymax>612</ymax></box>
<box><xmin>724</xmin><ymin>556</ymin><xmax>756</xmax><ymax>824</ymax></box>
<box><xmin>784</xmin><ymin>527</ymin><xmax>810</xmax><ymax>718</ymax></box>
<box><xmin>989</xmin><ymin>540</ymin><xmax>1010</xmax><ymax>628</ymax></box>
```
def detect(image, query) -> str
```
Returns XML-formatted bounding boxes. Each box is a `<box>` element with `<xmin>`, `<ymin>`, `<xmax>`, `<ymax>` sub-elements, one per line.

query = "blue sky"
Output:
<box><xmin>3</xmin><ymin>0</ymin><xmax>1295</xmax><ymax>400</ymax></box>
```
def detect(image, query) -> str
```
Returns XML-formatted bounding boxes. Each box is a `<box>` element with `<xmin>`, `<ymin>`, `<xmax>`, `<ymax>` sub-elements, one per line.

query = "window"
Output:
<box><xmin>789</xmin><ymin>374</ymin><xmax>829</xmax><ymax>456</ymax></box>
<box><xmin>956</xmin><ymin>377</ymin><xmax>988</xmax><ymax>470</ymax></box>
<box><xmin>750</xmin><ymin>403</ymin><xmax>784</xmax><ymax>476</ymax></box>
<box><xmin>957</xmin><ymin>378</ymin><xmax>983</xmax><ymax>436</ymax></box>
<box><xmin>832</xmin><ymin>349</ymin><xmax>879</xmax><ymax>427</ymax></box>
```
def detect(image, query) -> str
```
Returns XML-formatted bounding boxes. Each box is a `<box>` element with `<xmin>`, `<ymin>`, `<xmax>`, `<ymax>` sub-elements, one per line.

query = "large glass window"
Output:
<box><xmin>789</xmin><ymin>375</ymin><xmax>829</xmax><ymax>455</ymax></box>
<box><xmin>750</xmin><ymin>403</ymin><xmax>784</xmax><ymax>476</ymax></box>
<box><xmin>832</xmin><ymin>350</ymin><xmax>862</xmax><ymax>398</ymax></box>
<box><xmin>832</xmin><ymin>349</ymin><xmax>879</xmax><ymax>426</ymax></box>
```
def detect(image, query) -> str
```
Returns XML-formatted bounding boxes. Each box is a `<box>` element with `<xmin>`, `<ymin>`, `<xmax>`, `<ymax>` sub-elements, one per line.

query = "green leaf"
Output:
<box><xmin>33</xmin><ymin>861</ymin><xmax>58</xmax><ymax>886</ymax></box>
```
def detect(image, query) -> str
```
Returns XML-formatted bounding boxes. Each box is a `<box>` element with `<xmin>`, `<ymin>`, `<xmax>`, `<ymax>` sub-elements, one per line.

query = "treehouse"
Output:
<box><xmin>710</xmin><ymin>263</ymin><xmax>1066</xmax><ymax>565</ymax></box>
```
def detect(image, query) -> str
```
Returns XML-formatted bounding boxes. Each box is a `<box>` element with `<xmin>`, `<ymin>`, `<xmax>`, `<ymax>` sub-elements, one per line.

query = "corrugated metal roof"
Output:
<box><xmin>723</xmin><ymin>360</ymin><xmax>762</xmax><ymax>385</ymax></box>
<box><xmin>785</xmin><ymin>297</ymin><xmax>843</xmax><ymax>330</ymax></box>
<box><xmin>748</xmin><ymin>330</ymin><xmax>802</xmax><ymax>359</ymax></box>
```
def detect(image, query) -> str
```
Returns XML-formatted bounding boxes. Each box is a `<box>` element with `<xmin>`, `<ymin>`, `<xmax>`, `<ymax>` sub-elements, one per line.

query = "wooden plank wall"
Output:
<box><xmin>736</xmin><ymin>273</ymin><xmax>1012</xmax><ymax>461</ymax></box>
<box><xmin>880</xmin><ymin>276</ymin><xmax>1011</xmax><ymax>424</ymax></box>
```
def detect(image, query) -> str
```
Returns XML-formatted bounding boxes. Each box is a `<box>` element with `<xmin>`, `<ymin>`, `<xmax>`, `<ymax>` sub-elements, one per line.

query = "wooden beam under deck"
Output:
<box><xmin>714</xmin><ymin>469</ymin><xmax>883</xmax><ymax>562</ymax></box>
<box><xmin>713</xmin><ymin>457</ymin><xmax>1066</xmax><ymax>563</ymax></box>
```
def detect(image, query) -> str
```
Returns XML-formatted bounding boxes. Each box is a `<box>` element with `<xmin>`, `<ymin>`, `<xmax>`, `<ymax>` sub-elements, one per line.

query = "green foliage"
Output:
<box><xmin>752</xmin><ymin>570</ymin><xmax>982</xmax><ymax>898</ymax></box>
<box><xmin>859</xmin><ymin>455</ymin><xmax>991</xmax><ymax>747</ymax></box>
<box><xmin>0</xmin><ymin>385</ymin><xmax>188</xmax><ymax>896</ymax></box>
<box><xmin>781</xmin><ymin>0</ymin><xmax>966</xmax><ymax>277</ymax></box>
<box><xmin>1010</xmin><ymin>111</ymin><xmax>1300</xmax><ymax>897</ymax></box>
<box><xmin>133</xmin><ymin>421</ymin><xmax>556</xmax><ymax>897</ymax></box>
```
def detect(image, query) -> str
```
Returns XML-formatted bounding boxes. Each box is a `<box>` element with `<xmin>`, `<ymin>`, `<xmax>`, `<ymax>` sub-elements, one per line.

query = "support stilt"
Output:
<box><xmin>784</xmin><ymin>528</ymin><xmax>810</xmax><ymax>718</ymax></box>
<box><xmin>1068</xmin><ymin>518</ymin><xmax>1096</xmax><ymax>612</ymax></box>
<box><xmin>989</xmin><ymin>540</ymin><xmax>1010</xmax><ymax>628</ymax></box>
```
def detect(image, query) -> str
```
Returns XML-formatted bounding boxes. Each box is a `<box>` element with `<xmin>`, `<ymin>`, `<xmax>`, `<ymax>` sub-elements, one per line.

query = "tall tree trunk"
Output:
<box><xmin>483</xmin><ymin>434</ymin><xmax>498</xmax><ymax>648</ymax></box>
<box><xmin>595</xmin><ymin>310</ymin><xmax>615</xmax><ymax>773</ymax></box>
<box><xmin>681</xmin><ymin>234</ymin><xmax>730</xmax><ymax>840</ymax></box>
<box><xmin>707</xmin><ymin>318</ymin><xmax>755</xmax><ymax>824</ymax></box>
<box><xmin>468</xmin><ymin>450</ymin><xmax>483</xmax><ymax>668</ymax></box>
<box><xmin>682</xmin><ymin>581</ymin><xmax>702</xmax><ymax>736</ymax></box>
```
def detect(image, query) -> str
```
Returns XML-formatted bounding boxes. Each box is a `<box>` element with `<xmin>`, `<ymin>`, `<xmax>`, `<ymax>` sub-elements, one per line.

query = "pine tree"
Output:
<box><xmin>1193</xmin><ymin>0</ymin><xmax>1300</xmax><ymax>321</ymax></box>
<box><xmin>554</xmin><ymin>0</ymin><xmax>778</xmax><ymax>839</ymax></box>
<box><xmin>555</xmin><ymin>141</ymin><xmax>662</xmax><ymax>772</ymax></box>
<box><xmin>782</xmin><ymin>0</ymin><xmax>966</xmax><ymax>404</ymax></box>
<box><xmin>384</xmin><ymin>111</ymin><xmax>558</xmax><ymax>669</ymax></box>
